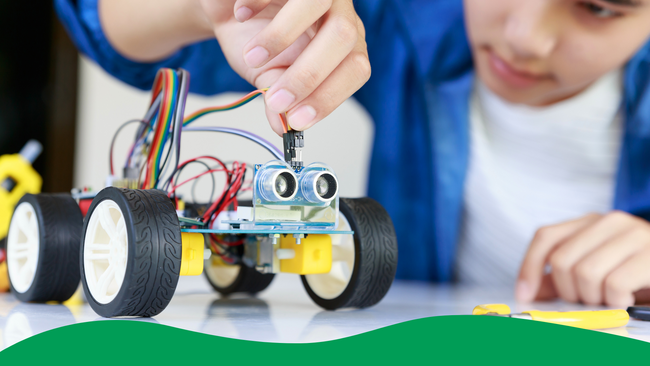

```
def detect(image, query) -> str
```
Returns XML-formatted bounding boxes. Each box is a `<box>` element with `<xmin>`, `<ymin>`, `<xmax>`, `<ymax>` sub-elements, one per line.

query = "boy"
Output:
<box><xmin>56</xmin><ymin>0</ymin><xmax>650</xmax><ymax>307</ymax></box>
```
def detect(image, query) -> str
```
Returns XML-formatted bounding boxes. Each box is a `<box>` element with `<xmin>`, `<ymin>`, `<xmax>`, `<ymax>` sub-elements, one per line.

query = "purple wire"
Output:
<box><xmin>182</xmin><ymin>126</ymin><xmax>283</xmax><ymax>160</ymax></box>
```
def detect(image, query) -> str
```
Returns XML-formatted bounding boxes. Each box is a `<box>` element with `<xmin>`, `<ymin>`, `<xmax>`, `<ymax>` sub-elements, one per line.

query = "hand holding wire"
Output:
<box><xmin>199</xmin><ymin>0</ymin><xmax>370</xmax><ymax>134</ymax></box>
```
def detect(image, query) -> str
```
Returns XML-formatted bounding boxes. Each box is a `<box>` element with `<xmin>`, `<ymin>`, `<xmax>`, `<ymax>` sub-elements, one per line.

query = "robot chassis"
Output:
<box><xmin>3</xmin><ymin>72</ymin><xmax>399</xmax><ymax>318</ymax></box>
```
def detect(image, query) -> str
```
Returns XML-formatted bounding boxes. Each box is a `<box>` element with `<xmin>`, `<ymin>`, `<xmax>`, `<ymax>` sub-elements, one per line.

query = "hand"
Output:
<box><xmin>199</xmin><ymin>0</ymin><xmax>370</xmax><ymax>135</ymax></box>
<box><xmin>516</xmin><ymin>211</ymin><xmax>650</xmax><ymax>307</ymax></box>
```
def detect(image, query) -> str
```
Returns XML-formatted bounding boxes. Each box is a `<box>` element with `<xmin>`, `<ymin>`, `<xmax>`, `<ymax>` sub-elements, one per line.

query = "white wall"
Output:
<box><xmin>74</xmin><ymin>57</ymin><xmax>374</xmax><ymax>201</ymax></box>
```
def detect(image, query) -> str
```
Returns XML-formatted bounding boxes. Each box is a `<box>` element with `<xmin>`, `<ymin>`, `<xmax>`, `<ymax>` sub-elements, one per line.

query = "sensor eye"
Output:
<box><xmin>301</xmin><ymin>171</ymin><xmax>338</xmax><ymax>203</ymax></box>
<box><xmin>316</xmin><ymin>176</ymin><xmax>329</xmax><ymax>197</ymax></box>
<box><xmin>258</xmin><ymin>168</ymin><xmax>298</xmax><ymax>202</ymax></box>
<box><xmin>275</xmin><ymin>175</ymin><xmax>288</xmax><ymax>195</ymax></box>
<box><xmin>275</xmin><ymin>172</ymin><xmax>296</xmax><ymax>199</ymax></box>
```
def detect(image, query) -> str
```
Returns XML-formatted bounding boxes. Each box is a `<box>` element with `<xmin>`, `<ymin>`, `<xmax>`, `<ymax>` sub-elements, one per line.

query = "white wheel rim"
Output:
<box><xmin>7</xmin><ymin>202</ymin><xmax>40</xmax><ymax>293</ymax></box>
<box><xmin>84</xmin><ymin>199</ymin><xmax>128</xmax><ymax>304</ymax></box>
<box><xmin>305</xmin><ymin>214</ymin><xmax>355</xmax><ymax>300</ymax></box>
<box><xmin>205</xmin><ymin>258</ymin><xmax>241</xmax><ymax>288</ymax></box>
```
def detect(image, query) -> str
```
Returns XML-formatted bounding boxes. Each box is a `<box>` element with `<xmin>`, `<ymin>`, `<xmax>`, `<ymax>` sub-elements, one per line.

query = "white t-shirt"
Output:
<box><xmin>455</xmin><ymin>70</ymin><xmax>623</xmax><ymax>286</ymax></box>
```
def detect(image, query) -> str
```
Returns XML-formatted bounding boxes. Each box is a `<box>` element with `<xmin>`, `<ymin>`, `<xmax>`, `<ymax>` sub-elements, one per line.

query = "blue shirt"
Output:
<box><xmin>55</xmin><ymin>0</ymin><xmax>650</xmax><ymax>282</ymax></box>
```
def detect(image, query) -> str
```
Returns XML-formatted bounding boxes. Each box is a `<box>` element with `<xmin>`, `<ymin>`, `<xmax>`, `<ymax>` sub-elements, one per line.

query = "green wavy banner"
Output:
<box><xmin>0</xmin><ymin>316</ymin><xmax>647</xmax><ymax>364</ymax></box>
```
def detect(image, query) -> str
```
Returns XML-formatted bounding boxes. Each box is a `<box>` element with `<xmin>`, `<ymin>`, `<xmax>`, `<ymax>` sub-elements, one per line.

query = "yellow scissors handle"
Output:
<box><xmin>524</xmin><ymin>309</ymin><xmax>629</xmax><ymax>330</ymax></box>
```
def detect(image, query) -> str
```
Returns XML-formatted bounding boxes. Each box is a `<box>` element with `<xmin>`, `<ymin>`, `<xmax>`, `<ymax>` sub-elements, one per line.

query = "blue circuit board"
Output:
<box><xmin>181</xmin><ymin>228</ymin><xmax>354</xmax><ymax>235</ymax></box>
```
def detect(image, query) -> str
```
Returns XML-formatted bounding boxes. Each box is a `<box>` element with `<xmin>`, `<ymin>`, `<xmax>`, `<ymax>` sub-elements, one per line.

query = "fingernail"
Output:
<box><xmin>289</xmin><ymin>105</ymin><xmax>317</xmax><ymax>129</ymax></box>
<box><xmin>516</xmin><ymin>280</ymin><xmax>533</xmax><ymax>302</ymax></box>
<box><xmin>267</xmin><ymin>89</ymin><xmax>295</xmax><ymax>112</ymax></box>
<box><xmin>244</xmin><ymin>46</ymin><xmax>269</xmax><ymax>68</ymax></box>
<box><xmin>234</xmin><ymin>6</ymin><xmax>253</xmax><ymax>22</ymax></box>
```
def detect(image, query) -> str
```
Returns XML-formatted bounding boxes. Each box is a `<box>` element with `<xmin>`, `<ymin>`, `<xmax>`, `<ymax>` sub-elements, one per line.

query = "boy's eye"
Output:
<box><xmin>579</xmin><ymin>2</ymin><xmax>622</xmax><ymax>18</ymax></box>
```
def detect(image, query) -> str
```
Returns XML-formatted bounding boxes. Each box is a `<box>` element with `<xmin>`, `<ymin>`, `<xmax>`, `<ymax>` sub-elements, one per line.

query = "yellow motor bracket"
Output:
<box><xmin>180</xmin><ymin>232</ymin><xmax>205</xmax><ymax>276</ymax></box>
<box><xmin>279</xmin><ymin>234</ymin><xmax>332</xmax><ymax>274</ymax></box>
<box><xmin>0</xmin><ymin>154</ymin><xmax>42</xmax><ymax>239</ymax></box>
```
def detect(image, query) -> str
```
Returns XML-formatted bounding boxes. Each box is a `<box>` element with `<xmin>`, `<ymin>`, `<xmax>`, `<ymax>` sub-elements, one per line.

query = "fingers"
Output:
<box><xmin>548</xmin><ymin>212</ymin><xmax>635</xmax><ymax>303</ymax></box>
<box><xmin>604</xmin><ymin>247</ymin><xmax>650</xmax><ymax>307</ymax></box>
<box><xmin>516</xmin><ymin>213</ymin><xmax>600</xmax><ymax>302</ymax></box>
<box><xmin>253</xmin><ymin>67</ymin><xmax>288</xmax><ymax>135</ymax></box>
<box><xmin>534</xmin><ymin>273</ymin><xmax>559</xmax><ymax>301</ymax></box>
<box><xmin>266</xmin><ymin>2</ymin><xmax>367</xmax><ymax>129</ymax></box>
<box><xmin>233</xmin><ymin>0</ymin><xmax>273</xmax><ymax>22</ymax></box>
<box><xmin>284</xmin><ymin>45</ymin><xmax>370</xmax><ymax>130</ymax></box>
<box><xmin>265</xmin><ymin>108</ymin><xmax>286</xmax><ymax>136</ymax></box>
<box><xmin>573</xmin><ymin>227</ymin><xmax>647</xmax><ymax>305</ymax></box>
<box><xmin>242</xmin><ymin>0</ymin><xmax>333</xmax><ymax>69</ymax></box>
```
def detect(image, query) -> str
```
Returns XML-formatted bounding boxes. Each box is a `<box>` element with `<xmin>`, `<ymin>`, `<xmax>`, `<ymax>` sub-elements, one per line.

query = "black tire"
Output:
<box><xmin>301</xmin><ymin>197</ymin><xmax>398</xmax><ymax>310</ymax></box>
<box><xmin>204</xmin><ymin>259</ymin><xmax>275</xmax><ymax>295</ymax></box>
<box><xmin>80</xmin><ymin>188</ymin><xmax>182</xmax><ymax>317</ymax></box>
<box><xmin>7</xmin><ymin>194</ymin><xmax>82</xmax><ymax>302</ymax></box>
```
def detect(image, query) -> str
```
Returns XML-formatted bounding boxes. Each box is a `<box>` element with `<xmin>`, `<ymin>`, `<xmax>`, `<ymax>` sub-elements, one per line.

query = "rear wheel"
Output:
<box><xmin>7</xmin><ymin>194</ymin><xmax>82</xmax><ymax>302</ymax></box>
<box><xmin>81</xmin><ymin>188</ymin><xmax>182</xmax><ymax>317</ymax></box>
<box><xmin>302</xmin><ymin>197</ymin><xmax>398</xmax><ymax>310</ymax></box>
<box><xmin>204</xmin><ymin>252</ymin><xmax>275</xmax><ymax>295</ymax></box>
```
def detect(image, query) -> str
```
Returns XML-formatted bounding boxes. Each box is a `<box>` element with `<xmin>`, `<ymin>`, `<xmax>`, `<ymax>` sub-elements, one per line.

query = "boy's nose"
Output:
<box><xmin>504</xmin><ymin>0</ymin><xmax>558</xmax><ymax>59</ymax></box>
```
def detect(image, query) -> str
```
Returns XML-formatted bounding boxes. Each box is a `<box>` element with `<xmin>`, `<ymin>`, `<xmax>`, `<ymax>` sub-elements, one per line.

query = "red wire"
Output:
<box><xmin>209</xmin><ymin>241</ymin><xmax>235</xmax><ymax>263</ymax></box>
<box><xmin>178</xmin><ymin>156</ymin><xmax>229</xmax><ymax>174</ymax></box>
<box><xmin>211</xmin><ymin>235</ymin><xmax>246</xmax><ymax>247</ymax></box>
<box><xmin>202</xmin><ymin>162</ymin><xmax>246</xmax><ymax>226</ymax></box>
<box><xmin>168</xmin><ymin>168</ymin><xmax>226</xmax><ymax>197</ymax></box>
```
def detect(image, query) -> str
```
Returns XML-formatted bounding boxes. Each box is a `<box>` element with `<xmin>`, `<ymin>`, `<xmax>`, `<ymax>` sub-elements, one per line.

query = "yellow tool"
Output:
<box><xmin>0</xmin><ymin>140</ymin><xmax>43</xmax><ymax>293</ymax></box>
<box><xmin>0</xmin><ymin>140</ymin><xmax>43</xmax><ymax>239</ymax></box>
<box><xmin>473</xmin><ymin>304</ymin><xmax>629</xmax><ymax>330</ymax></box>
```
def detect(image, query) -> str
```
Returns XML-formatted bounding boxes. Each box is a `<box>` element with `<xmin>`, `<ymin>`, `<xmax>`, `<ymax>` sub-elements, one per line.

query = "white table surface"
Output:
<box><xmin>1</xmin><ymin>274</ymin><xmax>648</xmax><ymax>350</ymax></box>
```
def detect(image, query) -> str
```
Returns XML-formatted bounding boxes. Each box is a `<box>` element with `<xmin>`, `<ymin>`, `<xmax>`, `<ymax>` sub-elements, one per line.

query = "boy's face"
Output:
<box><xmin>465</xmin><ymin>0</ymin><xmax>650</xmax><ymax>106</ymax></box>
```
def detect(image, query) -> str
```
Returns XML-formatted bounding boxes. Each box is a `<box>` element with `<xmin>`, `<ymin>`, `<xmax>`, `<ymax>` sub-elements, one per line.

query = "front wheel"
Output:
<box><xmin>80</xmin><ymin>188</ymin><xmax>182</xmax><ymax>317</ymax></box>
<box><xmin>302</xmin><ymin>197</ymin><xmax>398</xmax><ymax>310</ymax></box>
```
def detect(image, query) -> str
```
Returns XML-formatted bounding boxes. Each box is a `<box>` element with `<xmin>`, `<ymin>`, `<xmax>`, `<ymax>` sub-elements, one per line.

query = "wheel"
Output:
<box><xmin>80</xmin><ymin>188</ymin><xmax>182</xmax><ymax>317</ymax></box>
<box><xmin>204</xmin><ymin>253</ymin><xmax>275</xmax><ymax>295</ymax></box>
<box><xmin>301</xmin><ymin>197</ymin><xmax>398</xmax><ymax>310</ymax></box>
<box><xmin>6</xmin><ymin>194</ymin><xmax>82</xmax><ymax>302</ymax></box>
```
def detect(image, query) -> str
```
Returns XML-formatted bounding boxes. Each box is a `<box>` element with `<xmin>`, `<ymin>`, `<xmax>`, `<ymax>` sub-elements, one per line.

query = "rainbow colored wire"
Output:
<box><xmin>135</xmin><ymin>68</ymin><xmax>180</xmax><ymax>189</ymax></box>
<box><xmin>127</xmin><ymin>68</ymin><xmax>290</xmax><ymax>190</ymax></box>
<box><xmin>183</xmin><ymin>89</ymin><xmax>268</xmax><ymax>126</ymax></box>
<box><xmin>182</xmin><ymin>88</ymin><xmax>288</xmax><ymax>133</ymax></box>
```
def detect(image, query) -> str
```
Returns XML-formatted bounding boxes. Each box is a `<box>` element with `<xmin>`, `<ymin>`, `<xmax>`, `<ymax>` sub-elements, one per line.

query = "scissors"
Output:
<box><xmin>473</xmin><ymin>304</ymin><xmax>629</xmax><ymax>330</ymax></box>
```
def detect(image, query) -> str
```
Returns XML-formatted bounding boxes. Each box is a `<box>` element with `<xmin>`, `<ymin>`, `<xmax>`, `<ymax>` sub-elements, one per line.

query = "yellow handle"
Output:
<box><xmin>472</xmin><ymin>304</ymin><xmax>511</xmax><ymax>315</ymax></box>
<box><xmin>524</xmin><ymin>309</ymin><xmax>629</xmax><ymax>330</ymax></box>
<box><xmin>0</xmin><ymin>154</ymin><xmax>42</xmax><ymax>239</ymax></box>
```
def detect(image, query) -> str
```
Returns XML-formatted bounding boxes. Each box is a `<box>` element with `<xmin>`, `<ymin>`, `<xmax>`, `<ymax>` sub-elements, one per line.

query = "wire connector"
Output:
<box><xmin>283</xmin><ymin>130</ymin><xmax>304</xmax><ymax>169</ymax></box>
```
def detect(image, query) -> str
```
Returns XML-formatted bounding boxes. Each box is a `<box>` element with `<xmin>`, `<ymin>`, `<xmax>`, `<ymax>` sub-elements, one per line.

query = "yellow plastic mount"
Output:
<box><xmin>279</xmin><ymin>234</ymin><xmax>332</xmax><ymax>274</ymax></box>
<box><xmin>0</xmin><ymin>262</ymin><xmax>9</xmax><ymax>292</ymax></box>
<box><xmin>0</xmin><ymin>154</ymin><xmax>42</xmax><ymax>239</ymax></box>
<box><xmin>180</xmin><ymin>232</ymin><xmax>205</xmax><ymax>276</ymax></box>
<box><xmin>472</xmin><ymin>304</ymin><xmax>512</xmax><ymax>315</ymax></box>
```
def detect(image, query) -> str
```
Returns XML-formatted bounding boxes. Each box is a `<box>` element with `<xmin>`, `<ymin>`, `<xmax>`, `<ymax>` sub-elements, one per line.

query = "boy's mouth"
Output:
<box><xmin>486</xmin><ymin>49</ymin><xmax>552</xmax><ymax>89</ymax></box>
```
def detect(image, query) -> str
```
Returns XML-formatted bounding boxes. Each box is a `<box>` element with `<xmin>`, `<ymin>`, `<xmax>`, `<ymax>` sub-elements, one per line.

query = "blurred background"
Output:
<box><xmin>0</xmin><ymin>1</ymin><xmax>77</xmax><ymax>193</ymax></box>
<box><xmin>0</xmin><ymin>6</ymin><xmax>374</xmax><ymax>200</ymax></box>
